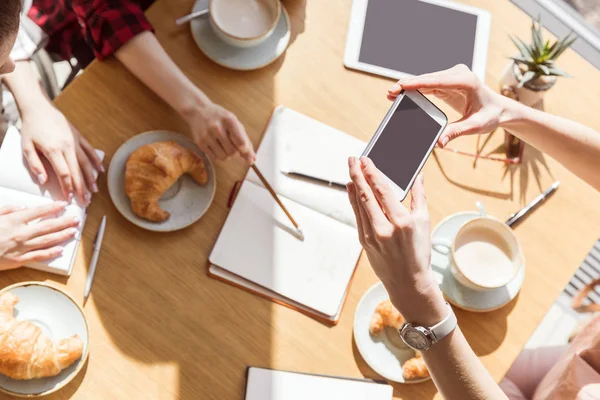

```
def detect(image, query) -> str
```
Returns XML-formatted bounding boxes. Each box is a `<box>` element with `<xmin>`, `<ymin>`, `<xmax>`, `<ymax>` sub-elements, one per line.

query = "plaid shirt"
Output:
<box><xmin>28</xmin><ymin>0</ymin><xmax>155</xmax><ymax>63</ymax></box>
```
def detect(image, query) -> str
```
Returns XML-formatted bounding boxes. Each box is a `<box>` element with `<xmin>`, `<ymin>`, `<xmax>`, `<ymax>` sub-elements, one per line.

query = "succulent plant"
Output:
<box><xmin>509</xmin><ymin>17</ymin><xmax>577</xmax><ymax>88</ymax></box>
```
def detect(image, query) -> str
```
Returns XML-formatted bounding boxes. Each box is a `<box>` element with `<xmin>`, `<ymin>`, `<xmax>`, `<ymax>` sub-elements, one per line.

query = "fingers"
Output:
<box><xmin>410</xmin><ymin>174</ymin><xmax>429</xmax><ymax>219</ymax></box>
<box><xmin>11</xmin><ymin>201</ymin><xmax>68</xmax><ymax>224</ymax></box>
<box><xmin>15</xmin><ymin>246</ymin><xmax>64</xmax><ymax>265</ymax></box>
<box><xmin>224</xmin><ymin>116</ymin><xmax>255</xmax><ymax>164</ymax></box>
<box><xmin>0</xmin><ymin>205</ymin><xmax>22</xmax><ymax>216</ymax></box>
<box><xmin>21</xmin><ymin>214</ymin><xmax>80</xmax><ymax>242</ymax></box>
<box><xmin>78</xmin><ymin>134</ymin><xmax>104</xmax><ymax>173</ymax></box>
<box><xmin>64</xmin><ymin>148</ymin><xmax>88</xmax><ymax>204</ymax></box>
<box><xmin>348</xmin><ymin>157</ymin><xmax>389</xmax><ymax>229</ymax></box>
<box><xmin>387</xmin><ymin>64</ymin><xmax>476</xmax><ymax>96</ymax></box>
<box><xmin>46</xmin><ymin>151</ymin><xmax>73</xmax><ymax>201</ymax></box>
<box><xmin>359</xmin><ymin>157</ymin><xmax>409</xmax><ymax>223</ymax></box>
<box><xmin>347</xmin><ymin>182</ymin><xmax>364</xmax><ymax>240</ymax></box>
<box><xmin>22</xmin><ymin>226</ymin><xmax>78</xmax><ymax>251</ymax></box>
<box><xmin>77</xmin><ymin>146</ymin><xmax>98</xmax><ymax>194</ymax></box>
<box><xmin>437</xmin><ymin>115</ymin><xmax>489</xmax><ymax>148</ymax></box>
<box><xmin>22</xmin><ymin>138</ymin><xmax>48</xmax><ymax>185</ymax></box>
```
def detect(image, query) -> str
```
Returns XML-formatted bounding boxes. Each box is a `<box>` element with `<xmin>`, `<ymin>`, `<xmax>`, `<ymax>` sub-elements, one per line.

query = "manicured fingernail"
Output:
<box><xmin>441</xmin><ymin>137</ymin><xmax>449</xmax><ymax>147</ymax></box>
<box><xmin>99</xmin><ymin>165</ymin><xmax>106</xmax><ymax>173</ymax></box>
<box><xmin>69</xmin><ymin>228</ymin><xmax>78</xmax><ymax>236</ymax></box>
<box><xmin>72</xmin><ymin>217</ymin><xmax>81</xmax><ymax>224</ymax></box>
<box><xmin>91</xmin><ymin>183</ymin><xmax>99</xmax><ymax>193</ymax></box>
<box><xmin>56</xmin><ymin>246</ymin><xmax>64</xmax><ymax>254</ymax></box>
<box><xmin>346</xmin><ymin>183</ymin><xmax>353</xmax><ymax>193</ymax></box>
<box><xmin>360</xmin><ymin>156</ymin><xmax>369</xmax><ymax>167</ymax></box>
<box><xmin>56</xmin><ymin>201</ymin><xmax>68</xmax><ymax>208</ymax></box>
<box><xmin>388</xmin><ymin>82</ymin><xmax>401</xmax><ymax>92</ymax></box>
<box><xmin>67</xmin><ymin>193</ymin><xmax>73</xmax><ymax>202</ymax></box>
<box><xmin>348</xmin><ymin>157</ymin><xmax>356</xmax><ymax>167</ymax></box>
<box><xmin>84</xmin><ymin>193</ymin><xmax>92</xmax><ymax>203</ymax></box>
<box><xmin>37</xmin><ymin>174</ymin><xmax>47</xmax><ymax>185</ymax></box>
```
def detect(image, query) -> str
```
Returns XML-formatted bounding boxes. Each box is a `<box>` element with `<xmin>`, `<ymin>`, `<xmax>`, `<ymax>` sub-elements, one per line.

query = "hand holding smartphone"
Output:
<box><xmin>362</xmin><ymin>90</ymin><xmax>448</xmax><ymax>200</ymax></box>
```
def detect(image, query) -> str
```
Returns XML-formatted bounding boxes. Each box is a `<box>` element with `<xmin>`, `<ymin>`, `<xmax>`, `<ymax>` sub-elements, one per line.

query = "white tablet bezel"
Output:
<box><xmin>361</xmin><ymin>90</ymin><xmax>447</xmax><ymax>201</ymax></box>
<box><xmin>344</xmin><ymin>0</ymin><xmax>491</xmax><ymax>81</ymax></box>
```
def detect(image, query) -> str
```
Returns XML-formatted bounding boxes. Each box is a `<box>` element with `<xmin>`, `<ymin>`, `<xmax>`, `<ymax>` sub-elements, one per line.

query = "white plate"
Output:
<box><xmin>190</xmin><ymin>0</ymin><xmax>291</xmax><ymax>71</ymax></box>
<box><xmin>108</xmin><ymin>131</ymin><xmax>216</xmax><ymax>232</ymax></box>
<box><xmin>353</xmin><ymin>282</ymin><xmax>430</xmax><ymax>384</ymax></box>
<box><xmin>432</xmin><ymin>212</ymin><xmax>526</xmax><ymax>312</ymax></box>
<box><xmin>0</xmin><ymin>282</ymin><xmax>89</xmax><ymax>397</ymax></box>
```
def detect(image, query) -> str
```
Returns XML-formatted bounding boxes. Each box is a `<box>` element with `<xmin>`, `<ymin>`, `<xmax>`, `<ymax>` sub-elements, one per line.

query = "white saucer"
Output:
<box><xmin>432</xmin><ymin>212</ymin><xmax>526</xmax><ymax>312</ymax></box>
<box><xmin>190</xmin><ymin>1</ymin><xmax>291</xmax><ymax>71</ymax></box>
<box><xmin>108</xmin><ymin>131</ymin><xmax>216</xmax><ymax>232</ymax></box>
<box><xmin>0</xmin><ymin>282</ymin><xmax>89</xmax><ymax>397</ymax></box>
<box><xmin>354</xmin><ymin>282</ymin><xmax>431</xmax><ymax>384</ymax></box>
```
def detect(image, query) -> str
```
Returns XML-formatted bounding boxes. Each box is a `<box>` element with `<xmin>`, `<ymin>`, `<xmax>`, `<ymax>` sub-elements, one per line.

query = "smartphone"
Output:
<box><xmin>361</xmin><ymin>90</ymin><xmax>448</xmax><ymax>201</ymax></box>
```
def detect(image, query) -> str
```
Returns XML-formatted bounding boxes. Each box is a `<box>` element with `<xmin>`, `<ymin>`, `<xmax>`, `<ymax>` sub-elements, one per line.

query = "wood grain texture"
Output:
<box><xmin>1</xmin><ymin>0</ymin><xmax>600</xmax><ymax>399</ymax></box>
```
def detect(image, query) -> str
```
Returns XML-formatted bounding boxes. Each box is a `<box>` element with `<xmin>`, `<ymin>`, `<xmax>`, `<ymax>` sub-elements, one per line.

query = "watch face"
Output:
<box><xmin>403</xmin><ymin>327</ymin><xmax>430</xmax><ymax>350</ymax></box>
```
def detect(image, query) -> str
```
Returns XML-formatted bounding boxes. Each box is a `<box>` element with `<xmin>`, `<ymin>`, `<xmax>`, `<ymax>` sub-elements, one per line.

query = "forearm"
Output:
<box><xmin>3</xmin><ymin>61</ymin><xmax>49</xmax><ymax>118</ymax></box>
<box><xmin>390</xmin><ymin>283</ymin><xmax>506</xmax><ymax>400</ymax></box>
<box><xmin>115</xmin><ymin>31</ymin><xmax>210</xmax><ymax>120</ymax></box>
<box><xmin>499</xmin><ymin>96</ymin><xmax>600</xmax><ymax>191</ymax></box>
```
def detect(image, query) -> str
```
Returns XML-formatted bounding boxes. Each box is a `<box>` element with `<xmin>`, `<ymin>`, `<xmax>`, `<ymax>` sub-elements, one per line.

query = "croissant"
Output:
<box><xmin>0</xmin><ymin>292</ymin><xmax>83</xmax><ymax>380</ymax></box>
<box><xmin>125</xmin><ymin>141</ymin><xmax>209</xmax><ymax>222</ymax></box>
<box><xmin>403</xmin><ymin>351</ymin><xmax>430</xmax><ymax>381</ymax></box>
<box><xmin>369</xmin><ymin>299</ymin><xmax>404</xmax><ymax>335</ymax></box>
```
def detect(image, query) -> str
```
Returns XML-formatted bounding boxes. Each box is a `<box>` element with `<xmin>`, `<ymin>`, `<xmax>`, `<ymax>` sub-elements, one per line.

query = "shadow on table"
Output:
<box><xmin>44</xmin><ymin>1</ymin><xmax>309</xmax><ymax>399</ymax></box>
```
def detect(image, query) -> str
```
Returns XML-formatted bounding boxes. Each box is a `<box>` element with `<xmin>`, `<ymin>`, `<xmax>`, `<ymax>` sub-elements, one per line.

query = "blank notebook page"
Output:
<box><xmin>245</xmin><ymin>368</ymin><xmax>393</xmax><ymax>400</ymax></box>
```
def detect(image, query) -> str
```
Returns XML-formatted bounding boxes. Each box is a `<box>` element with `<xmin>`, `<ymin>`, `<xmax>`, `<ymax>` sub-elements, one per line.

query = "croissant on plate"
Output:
<box><xmin>369</xmin><ymin>299</ymin><xmax>404</xmax><ymax>335</ymax></box>
<box><xmin>125</xmin><ymin>141</ymin><xmax>209</xmax><ymax>222</ymax></box>
<box><xmin>402</xmin><ymin>351</ymin><xmax>430</xmax><ymax>381</ymax></box>
<box><xmin>0</xmin><ymin>292</ymin><xmax>84</xmax><ymax>380</ymax></box>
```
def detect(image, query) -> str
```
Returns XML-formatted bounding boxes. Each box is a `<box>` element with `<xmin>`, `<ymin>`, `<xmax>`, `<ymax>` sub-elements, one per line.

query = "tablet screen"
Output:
<box><xmin>359</xmin><ymin>0</ymin><xmax>479</xmax><ymax>75</ymax></box>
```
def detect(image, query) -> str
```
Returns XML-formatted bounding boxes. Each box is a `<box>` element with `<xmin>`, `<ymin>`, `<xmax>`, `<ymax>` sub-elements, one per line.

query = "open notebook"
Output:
<box><xmin>0</xmin><ymin>126</ymin><xmax>104</xmax><ymax>276</ymax></box>
<box><xmin>208</xmin><ymin>106</ymin><xmax>366</xmax><ymax>325</ymax></box>
<box><xmin>245</xmin><ymin>367</ymin><xmax>393</xmax><ymax>400</ymax></box>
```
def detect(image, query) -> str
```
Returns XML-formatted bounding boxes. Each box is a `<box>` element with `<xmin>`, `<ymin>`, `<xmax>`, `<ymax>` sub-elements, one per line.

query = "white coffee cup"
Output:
<box><xmin>209</xmin><ymin>0</ymin><xmax>281</xmax><ymax>48</ymax></box>
<box><xmin>432</xmin><ymin>217</ymin><xmax>525</xmax><ymax>291</ymax></box>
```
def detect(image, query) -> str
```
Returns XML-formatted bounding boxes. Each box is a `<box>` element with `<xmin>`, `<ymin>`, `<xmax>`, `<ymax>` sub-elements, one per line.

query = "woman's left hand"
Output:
<box><xmin>347</xmin><ymin>156</ymin><xmax>446</xmax><ymax>324</ymax></box>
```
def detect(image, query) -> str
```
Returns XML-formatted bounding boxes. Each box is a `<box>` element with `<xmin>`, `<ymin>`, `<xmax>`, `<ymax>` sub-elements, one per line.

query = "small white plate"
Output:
<box><xmin>108</xmin><ymin>131</ymin><xmax>216</xmax><ymax>232</ymax></box>
<box><xmin>0</xmin><ymin>282</ymin><xmax>89</xmax><ymax>397</ymax></box>
<box><xmin>432</xmin><ymin>212</ymin><xmax>526</xmax><ymax>312</ymax></box>
<box><xmin>190</xmin><ymin>1</ymin><xmax>291</xmax><ymax>71</ymax></box>
<box><xmin>354</xmin><ymin>282</ymin><xmax>430</xmax><ymax>384</ymax></box>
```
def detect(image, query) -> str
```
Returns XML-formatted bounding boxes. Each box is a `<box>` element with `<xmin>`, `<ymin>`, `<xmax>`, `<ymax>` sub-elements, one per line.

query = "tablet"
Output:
<box><xmin>344</xmin><ymin>0</ymin><xmax>491</xmax><ymax>80</ymax></box>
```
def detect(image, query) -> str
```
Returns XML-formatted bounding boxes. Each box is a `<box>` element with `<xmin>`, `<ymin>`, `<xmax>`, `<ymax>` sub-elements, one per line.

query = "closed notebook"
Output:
<box><xmin>0</xmin><ymin>126</ymin><xmax>104</xmax><ymax>276</ymax></box>
<box><xmin>208</xmin><ymin>106</ymin><xmax>365</xmax><ymax>325</ymax></box>
<box><xmin>244</xmin><ymin>367</ymin><xmax>393</xmax><ymax>400</ymax></box>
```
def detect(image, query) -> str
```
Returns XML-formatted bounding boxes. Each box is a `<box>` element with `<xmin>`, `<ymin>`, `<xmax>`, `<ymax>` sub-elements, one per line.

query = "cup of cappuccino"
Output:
<box><xmin>209</xmin><ymin>0</ymin><xmax>281</xmax><ymax>48</ymax></box>
<box><xmin>432</xmin><ymin>217</ymin><xmax>525</xmax><ymax>291</ymax></box>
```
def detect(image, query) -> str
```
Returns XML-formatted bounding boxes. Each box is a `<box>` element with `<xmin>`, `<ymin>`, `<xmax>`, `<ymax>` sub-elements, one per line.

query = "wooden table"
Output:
<box><xmin>2</xmin><ymin>0</ymin><xmax>600</xmax><ymax>399</ymax></box>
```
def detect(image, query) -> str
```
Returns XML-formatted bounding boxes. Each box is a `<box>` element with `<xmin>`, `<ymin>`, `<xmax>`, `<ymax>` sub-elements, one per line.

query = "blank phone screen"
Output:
<box><xmin>368</xmin><ymin>96</ymin><xmax>442</xmax><ymax>190</ymax></box>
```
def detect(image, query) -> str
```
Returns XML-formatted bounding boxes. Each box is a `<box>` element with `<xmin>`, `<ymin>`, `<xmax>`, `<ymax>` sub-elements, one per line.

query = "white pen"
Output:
<box><xmin>84</xmin><ymin>216</ymin><xmax>107</xmax><ymax>304</ymax></box>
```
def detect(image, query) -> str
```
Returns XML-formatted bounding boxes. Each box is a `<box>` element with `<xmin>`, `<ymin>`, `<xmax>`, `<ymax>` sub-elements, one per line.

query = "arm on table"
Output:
<box><xmin>114</xmin><ymin>32</ymin><xmax>255</xmax><ymax>163</ymax></box>
<box><xmin>3</xmin><ymin>61</ymin><xmax>102</xmax><ymax>202</ymax></box>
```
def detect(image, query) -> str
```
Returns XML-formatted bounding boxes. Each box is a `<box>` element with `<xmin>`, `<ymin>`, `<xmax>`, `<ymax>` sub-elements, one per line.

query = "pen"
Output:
<box><xmin>281</xmin><ymin>169</ymin><xmax>347</xmax><ymax>190</ymax></box>
<box><xmin>505</xmin><ymin>181</ymin><xmax>560</xmax><ymax>227</ymax></box>
<box><xmin>84</xmin><ymin>216</ymin><xmax>107</xmax><ymax>304</ymax></box>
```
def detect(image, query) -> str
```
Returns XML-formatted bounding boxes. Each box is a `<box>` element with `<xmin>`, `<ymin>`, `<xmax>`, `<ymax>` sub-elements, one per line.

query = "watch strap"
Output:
<box><xmin>429</xmin><ymin>303</ymin><xmax>457</xmax><ymax>343</ymax></box>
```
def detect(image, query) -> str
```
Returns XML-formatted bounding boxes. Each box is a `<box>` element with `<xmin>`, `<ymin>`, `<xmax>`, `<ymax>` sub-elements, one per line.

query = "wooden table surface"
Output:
<box><xmin>2</xmin><ymin>0</ymin><xmax>600</xmax><ymax>399</ymax></box>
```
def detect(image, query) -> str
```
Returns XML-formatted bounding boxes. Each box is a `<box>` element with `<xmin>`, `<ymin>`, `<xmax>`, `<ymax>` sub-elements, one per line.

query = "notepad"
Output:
<box><xmin>208</xmin><ymin>106</ymin><xmax>365</xmax><ymax>324</ymax></box>
<box><xmin>245</xmin><ymin>368</ymin><xmax>393</xmax><ymax>400</ymax></box>
<box><xmin>0</xmin><ymin>126</ymin><xmax>104</xmax><ymax>276</ymax></box>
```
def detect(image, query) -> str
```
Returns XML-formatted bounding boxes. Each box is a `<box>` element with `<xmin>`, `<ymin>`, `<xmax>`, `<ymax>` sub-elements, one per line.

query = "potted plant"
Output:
<box><xmin>500</xmin><ymin>18</ymin><xmax>576</xmax><ymax>107</ymax></box>
<box><xmin>499</xmin><ymin>18</ymin><xmax>576</xmax><ymax>160</ymax></box>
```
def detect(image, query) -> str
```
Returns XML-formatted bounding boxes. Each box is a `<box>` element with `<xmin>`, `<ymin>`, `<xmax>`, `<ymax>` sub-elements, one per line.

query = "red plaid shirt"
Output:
<box><xmin>28</xmin><ymin>0</ymin><xmax>155</xmax><ymax>63</ymax></box>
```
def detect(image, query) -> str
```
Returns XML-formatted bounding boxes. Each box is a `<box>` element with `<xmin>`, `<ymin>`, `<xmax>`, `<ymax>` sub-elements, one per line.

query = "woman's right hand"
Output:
<box><xmin>0</xmin><ymin>202</ymin><xmax>80</xmax><ymax>271</ymax></box>
<box><xmin>387</xmin><ymin>64</ymin><xmax>509</xmax><ymax>148</ymax></box>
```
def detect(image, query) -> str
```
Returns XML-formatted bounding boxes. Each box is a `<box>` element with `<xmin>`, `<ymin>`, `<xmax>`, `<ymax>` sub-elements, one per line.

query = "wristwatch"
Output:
<box><xmin>399</xmin><ymin>303</ymin><xmax>457</xmax><ymax>351</ymax></box>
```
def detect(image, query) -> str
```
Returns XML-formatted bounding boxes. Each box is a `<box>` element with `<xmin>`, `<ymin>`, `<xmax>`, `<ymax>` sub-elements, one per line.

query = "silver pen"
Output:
<box><xmin>281</xmin><ymin>169</ymin><xmax>347</xmax><ymax>190</ymax></box>
<box><xmin>84</xmin><ymin>216</ymin><xmax>107</xmax><ymax>304</ymax></box>
<box><xmin>505</xmin><ymin>181</ymin><xmax>560</xmax><ymax>227</ymax></box>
